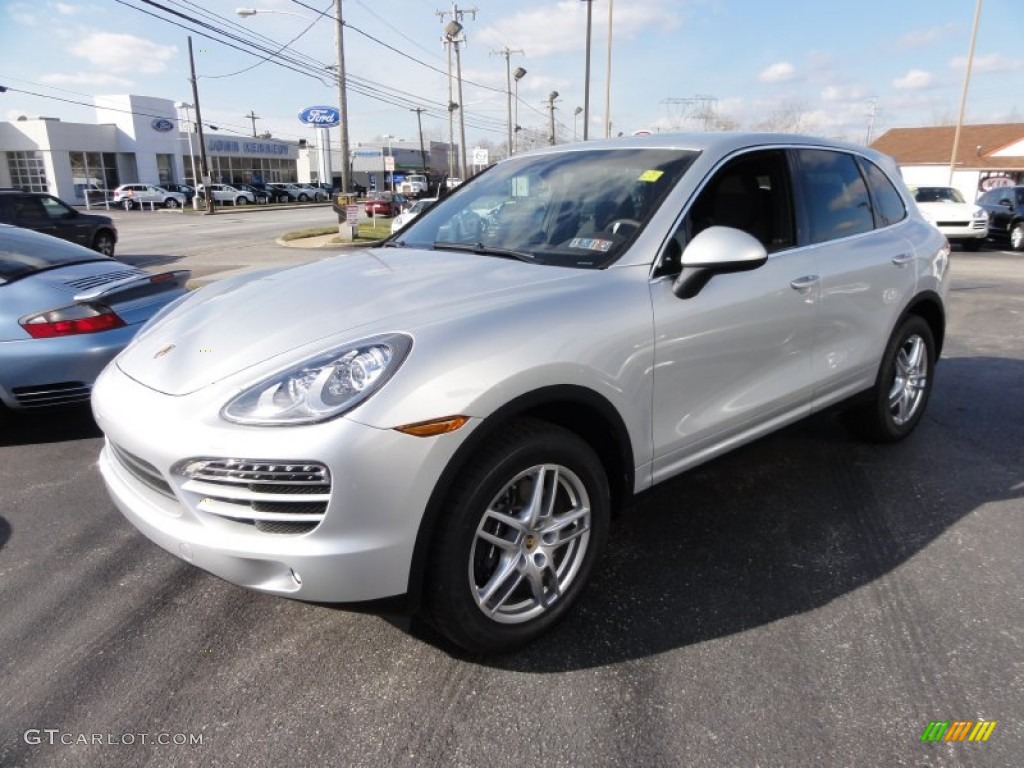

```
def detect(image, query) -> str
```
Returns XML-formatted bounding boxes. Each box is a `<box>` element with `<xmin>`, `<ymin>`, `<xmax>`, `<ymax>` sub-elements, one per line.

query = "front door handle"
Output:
<box><xmin>789</xmin><ymin>275</ymin><xmax>820</xmax><ymax>292</ymax></box>
<box><xmin>891</xmin><ymin>253</ymin><xmax>914</xmax><ymax>266</ymax></box>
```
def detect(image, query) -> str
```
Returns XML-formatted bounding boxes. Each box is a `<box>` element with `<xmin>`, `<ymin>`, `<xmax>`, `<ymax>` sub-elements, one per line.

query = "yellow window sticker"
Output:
<box><xmin>638</xmin><ymin>170</ymin><xmax>664</xmax><ymax>182</ymax></box>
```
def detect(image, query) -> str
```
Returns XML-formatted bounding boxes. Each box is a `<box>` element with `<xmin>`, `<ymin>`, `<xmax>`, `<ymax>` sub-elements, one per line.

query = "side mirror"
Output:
<box><xmin>672</xmin><ymin>226</ymin><xmax>768</xmax><ymax>299</ymax></box>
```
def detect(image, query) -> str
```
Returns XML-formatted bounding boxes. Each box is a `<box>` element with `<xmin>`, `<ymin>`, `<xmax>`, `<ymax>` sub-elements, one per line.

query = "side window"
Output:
<box><xmin>795</xmin><ymin>149</ymin><xmax>873</xmax><ymax>244</ymax></box>
<box><xmin>857</xmin><ymin>158</ymin><xmax>906</xmax><ymax>227</ymax></box>
<box><xmin>12</xmin><ymin>196</ymin><xmax>47</xmax><ymax>221</ymax></box>
<box><xmin>669</xmin><ymin>149</ymin><xmax>794</xmax><ymax>264</ymax></box>
<box><xmin>39</xmin><ymin>196</ymin><xmax>74</xmax><ymax>220</ymax></box>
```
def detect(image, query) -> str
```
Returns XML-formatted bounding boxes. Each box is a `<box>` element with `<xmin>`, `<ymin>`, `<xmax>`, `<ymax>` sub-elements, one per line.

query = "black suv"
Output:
<box><xmin>0</xmin><ymin>190</ymin><xmax>118</xmax><ymax>256</ymax></box>
<box><xmin>977</xmin><ymin>185</ymin><xmax>1024</xmax><ymax>251</ymax></box>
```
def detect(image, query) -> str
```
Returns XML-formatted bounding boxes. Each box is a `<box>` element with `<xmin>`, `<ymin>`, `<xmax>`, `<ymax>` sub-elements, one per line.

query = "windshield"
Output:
<box><xmin>914</xmin><ymin>186</ymin><xmax>966</xmax><ymax>204</ymax></box>
<box><xmin>393</xmin><ymin>147</ymin><xmax>698</xmax><ymax>268</ymax></box>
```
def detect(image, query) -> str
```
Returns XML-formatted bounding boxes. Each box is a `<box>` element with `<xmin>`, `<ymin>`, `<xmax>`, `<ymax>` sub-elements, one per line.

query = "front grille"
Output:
<box><xmin>64</xmin><ymin>269</ymin><xmax>145</xmax><ymax>291</ymax></box>
<box><xmin>12</xmin><ymin>381</ymin><xmax>90</xmax><ymax>408</ymax></box>
<box><xmin>936</xmin><ymin>220</ymin><xmax>969</xmax><ymax>227</ymax></box>
<box><xmin>972</xmin><ymin>220</ymin><xmax>987</xmax><ymax>230</ymax></box>
<box><xmin>175</xmin><ymin>458</ymin><xmax>331</xmax><ymax>535</ymax></box>
<box><xmin>110</xmin><ymin>442</ymin><xmax>175</xmax><ymax>498</ymax></box>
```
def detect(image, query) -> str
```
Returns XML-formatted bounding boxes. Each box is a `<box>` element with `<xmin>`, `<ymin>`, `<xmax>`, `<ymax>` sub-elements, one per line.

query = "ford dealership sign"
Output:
<box><xmin>151</xmin><ymin>118</ymin><xmax>175</xmax><ymax>132</ymax></box>
<box><xmin>298</xmin><ymin>106</ymin><xmax>341</xmax><ymax>127</ymax></box>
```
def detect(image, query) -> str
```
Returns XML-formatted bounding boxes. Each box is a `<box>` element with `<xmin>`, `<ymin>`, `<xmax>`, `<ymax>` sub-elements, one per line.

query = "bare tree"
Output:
<box><xmin>753</xmin><ymin>100</ymin><xmax>811</xmax><ymax>133</ymax></box>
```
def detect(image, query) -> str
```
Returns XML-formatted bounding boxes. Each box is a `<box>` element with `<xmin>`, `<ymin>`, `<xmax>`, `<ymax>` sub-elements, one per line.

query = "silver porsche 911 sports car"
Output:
<box><xmin>92</xmin><ymin>134</ymin><xmax>950</xmax><ymax>653</ymax></box>
<box><xmin>0</xmin><ymin>225</ymin><xmax>190</xmax><ymax>414</ymax></box>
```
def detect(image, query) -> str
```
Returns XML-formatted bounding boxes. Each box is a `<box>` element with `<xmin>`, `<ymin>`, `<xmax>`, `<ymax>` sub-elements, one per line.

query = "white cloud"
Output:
<box><xmin>8</xmin><ymin>3</ymin><xmax>36</xmax><ymax>25</ymax></box>
<box><xmin>821</xmin><ymin>85</ymin><xmax>868</xmax><ymax>103</ymax></box>
<box><xmin>70</xmin><ymin>33</ymin><xmax>178</xmax><ymax>74</ymax></box>
<box><xmin>758</xmin><ymin>62</ymin><xmax>796</xmax><ymax>83</ymax></box>
<box><xmin>478</xmin><ymin>0</ymin><xmax>679</xmax><ymax>58</ymax></box>
<box><xmin>54</xmin><ymin>2</ymin><xmax>76</xmax><ymax>14</ymax></box>
<box><xmin>893</xmin><ymin>69</ymin><xmax>933</xmax><ymax>90</ymax></box>
<box><xmin>40</xmin><ymin>72</ymin><xmax>134</xmax><ymax>88</ymax></box>
<box><xmin>949</xmin><ymin>53</ymin><xmax>1023</xmax><ymax>74</ymax></box>
<box><xmin>898</xmin><ymin>24</ymin><xmax>957</xmax><ymax>49</ymax></box>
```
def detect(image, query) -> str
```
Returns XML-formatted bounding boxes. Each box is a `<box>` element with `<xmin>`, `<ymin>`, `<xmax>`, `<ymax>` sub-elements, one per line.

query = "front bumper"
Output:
<box><xmin>93</xmin><ymin>362</ymin><xmax>473</xmax><ymax>603</ymax></box>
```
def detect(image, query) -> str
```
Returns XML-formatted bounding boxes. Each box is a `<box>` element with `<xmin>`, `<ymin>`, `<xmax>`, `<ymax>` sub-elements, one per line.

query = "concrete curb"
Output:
<box><xmin>276</xmin><ymin>233</ymin><xmax>386</xmax><ymax>249</ymax></box>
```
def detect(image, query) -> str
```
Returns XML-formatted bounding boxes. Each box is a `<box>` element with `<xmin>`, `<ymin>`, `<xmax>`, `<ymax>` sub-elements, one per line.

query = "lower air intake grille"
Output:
<box><xmin>13</xmin><ymin>381</ymin><xmax>91</xmax><ymax>408</ymax></box>
<box><xmin>174</xmin><ymin>458</ymin><xmax>331</xmax><ymax>535</ymax></box>
<box><xmin>110</xmin><ymin>442</ymin><xmax>175</xmax><ymax>498</ymax></box>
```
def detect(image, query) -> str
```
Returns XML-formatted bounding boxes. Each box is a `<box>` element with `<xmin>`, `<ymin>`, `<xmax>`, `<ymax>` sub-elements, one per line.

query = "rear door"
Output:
<box><xmin>791</xmin><ymin>149</ymin><xmax>918</xmax><ymax>408</ymax></box>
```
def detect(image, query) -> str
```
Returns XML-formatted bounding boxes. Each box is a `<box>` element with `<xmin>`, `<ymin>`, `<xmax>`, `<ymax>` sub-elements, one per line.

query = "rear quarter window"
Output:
<box><xmin>857</xmin><ymin>158</ymin><xmax>907</xmax><ymax>227</ymax></box>
<box><xmin>795</xmin><ymin>149</ymin><xmax>873</xmax><ymax>244</ymax></box>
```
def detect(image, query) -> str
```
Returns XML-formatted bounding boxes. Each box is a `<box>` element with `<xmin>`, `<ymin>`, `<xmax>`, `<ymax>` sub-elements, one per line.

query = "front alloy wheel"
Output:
<box><xmin>236</xmin><ymin>196</ymin><xmax>248</xmax><ymax>206</ymax></box>
<box><xmin>426</xmin><ymin>419</ymin><xmax>609</xmax><ymax>653</ymax></box>
<box><xmin>164</xmin><ymin>198</ymin><xmax>179</xmax><ymax>209</ymax></box>
<box><xmin>92</xmin><ymin>231</ymin><xmax>116</xmax><ymax>257</ymax></box>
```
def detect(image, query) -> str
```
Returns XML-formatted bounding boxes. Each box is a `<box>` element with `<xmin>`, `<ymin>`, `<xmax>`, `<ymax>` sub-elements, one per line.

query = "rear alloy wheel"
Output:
<box><xmin>1011</xmin><ymin>222</ymin><xmax>1024</xmax><ymax>251</ymax></box>
<box><xmin>164</xmin><ymin>198</ymin><xmax>179</xmax><ymax>209</ymax></box>
<box><xmin>235</xmin><ymin>196</ymin><xmax>248</xmax><ymax>206</ymax></box>
<box><xmin>298</xmin><ymin>193</ymin><xmax>309</xmax><ymax>202</ymax></box>
<box><xmin>92</xmin><ymin>230</ymin><xmax>116</xmax><ymax>257</ymax></box>
<box><xmin>844</xmin><ymin>315</ymin><xmax>935</xmax><ymax>442</ymax></box>
<box><xmin>122</xmin><ymin>199</ymin><xmax>135</xmax><ymax>211</ymax></box>
<box><xmin>426</xmin><ymin>418</ymin><xmax>609</xmax><ymax>653</ymax></box>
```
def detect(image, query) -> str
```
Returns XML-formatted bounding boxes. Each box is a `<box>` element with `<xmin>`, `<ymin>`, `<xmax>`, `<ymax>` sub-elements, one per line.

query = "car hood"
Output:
<box><xmin>116</xmin><ymin>247</ymin><xmax>586</xmax><ymax>396</ymax></box>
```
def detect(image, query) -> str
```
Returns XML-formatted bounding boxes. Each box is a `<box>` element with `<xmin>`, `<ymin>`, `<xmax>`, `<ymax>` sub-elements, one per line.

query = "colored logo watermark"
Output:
<box><xmin>920</xmin><ymin>720</ymin><xmax>997</xmax><ymax>742</ymax></box>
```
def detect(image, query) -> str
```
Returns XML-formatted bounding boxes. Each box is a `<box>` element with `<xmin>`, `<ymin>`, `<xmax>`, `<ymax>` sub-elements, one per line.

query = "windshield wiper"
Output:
<box><xmin>432</xmin><ymin>241</ymin><xmax>535</xmax><ymax>263</ymax></box>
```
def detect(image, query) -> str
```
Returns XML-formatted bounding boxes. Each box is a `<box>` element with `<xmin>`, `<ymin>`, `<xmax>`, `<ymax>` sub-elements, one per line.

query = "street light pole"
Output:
<box><xmin>949</xmin><ymin>0</ymin><xmax>983</xmax><ymax>186</ymax></box>
<box><xmin>175</xmin><ymin>101</ymin><xmax>200</xmax><ymax>209</ymax></box>
<box><xmin>548</xmin><ymin>91</ymin><xmax>559</xmax><ymax>146</ymax></box>
<box><xmin>513</xmin><ymin>67</ymin><xmax>526</xmax><ymax>154</ymax></box>
<box><xmin>604</xmin><ymin>0</ymin><xmax>613</xmax><ymax>139</ymax></box>
<box><xmin>581</xmin><ymin>0</ymin><xmax>593</xmax><ymax>141</ymax></box>
<box><xmin>237</xmin><ymin>5</ymin><xmax>351</xmax><ymax>193</ymax></box>
<box><xmin>574</xmin><ymin>106</ymin><xmax>582</xmax><ymax>142</ymax></box>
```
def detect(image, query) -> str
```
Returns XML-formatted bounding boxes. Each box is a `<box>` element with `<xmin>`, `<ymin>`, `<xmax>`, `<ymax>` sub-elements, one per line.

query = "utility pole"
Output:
<box><xmin>604</xmin><ymin>0</ymin><xmax>613</xmax><ymax>138</ymax></box>
<box><xmin>334</xmin><ymin>0</ymin><xmax>352</xmax><ymax>193</ymax></box>
<box><xmin>187</xmin><ymin>36</ymin><xmax>214</xmax><ymax>215</ymax></box>
<box><xmin>411</xmin><ymin>107</ymin><xmax>428</xmax><ymax>173</ymax></box>
<box><xmin>491</xmin><ymin>46</ymin><xmax>524</xmax><ymax>159</ymax></box>
<box><xmin>244</xmin><ymin>109</ymin><xmax>260</xmax><ymax>137</ymax></box>
<box><xmin>548</xmin><ymin>91</ymin><xmax>559</xmax><ymax>145</ymax></box>
<box><xmin>950</xmin><ymin>0</ymin><xmax>983</xmax><ymax>185</ymax></box>
<box><xmin>581</xmin><ymin>0</ymin><xmax>593</xmax><ymax>140</ymax></box>
<box><xmin>438</xmin><ymin>4</ymin><xmax>476</xmax><ymax>179</ymax></box>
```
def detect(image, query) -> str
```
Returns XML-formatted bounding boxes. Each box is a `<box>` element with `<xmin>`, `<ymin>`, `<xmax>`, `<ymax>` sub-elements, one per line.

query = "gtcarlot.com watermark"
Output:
<box><xmin>24</xmin><ymin>729</ymin><xmax>203</xmax><ymax>746</ymax></box>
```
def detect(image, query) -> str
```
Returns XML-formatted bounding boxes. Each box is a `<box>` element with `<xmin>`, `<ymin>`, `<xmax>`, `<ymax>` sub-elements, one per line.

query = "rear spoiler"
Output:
<box><xmin>73</xmin><ymin>269</ymin><xmax>192</xmax><ymax>303</ymax></box>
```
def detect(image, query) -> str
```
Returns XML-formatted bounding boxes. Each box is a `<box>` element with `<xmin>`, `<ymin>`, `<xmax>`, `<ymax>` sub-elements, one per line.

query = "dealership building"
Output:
<box><xmin>0</xmin><ymin>93</ymin><xmax>465</xmax><ymax>202</ymax></box>
<box><xmin>0</xmin><ymin>94</ymin><xmax>302</xmax><ymax>203</ymax></box>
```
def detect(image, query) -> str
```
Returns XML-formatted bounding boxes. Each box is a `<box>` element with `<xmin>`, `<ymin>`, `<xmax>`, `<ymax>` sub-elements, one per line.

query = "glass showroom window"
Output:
<box><xmin>6</xmin><ymin>151</ymin><xmax>48</xmax><ymax>193</ymax></box>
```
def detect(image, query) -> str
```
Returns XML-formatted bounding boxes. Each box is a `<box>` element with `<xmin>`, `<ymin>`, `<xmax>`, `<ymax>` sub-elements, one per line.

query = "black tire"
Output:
<box><xmin>123</xmin><ymin>199</ymin><xmax>135</xmax><ymax>211</ymax></box>
<box><xmin>235</xmin><ymin>196</ymin><xmax>248</xmax><ymax>206</ymax></box>
<box><xmin>425</xmin><ymin>418</ymin><xmax>609</xmax><ymax>654</ymax></box>
<box><xmin>298</xmin><ymin>193</ymin><xmax>309</xmax><ymax>202</ymax></box>
<box><xmin>92</xmin><ymin>230</ymin><xmax>116</xmax><ymax>257</ymax></box>
<box><xmin>164</xmin><ymin>198</ymin><xmax>180</xmax><ymax>209</ymax></box>
<box><xmin>961</xmin><ymin>239</ymin><xmax>981</xmax><ymax>252</ymax></box>
<box><xmin>1011</xmin><ymin>222</ymin><xmax>1024</xmax><ymax>252</ymax></box>
<box><xmin>844</xmin><ymin>315</ymin><xmax>935</xmax><ymax>443</ymax></box>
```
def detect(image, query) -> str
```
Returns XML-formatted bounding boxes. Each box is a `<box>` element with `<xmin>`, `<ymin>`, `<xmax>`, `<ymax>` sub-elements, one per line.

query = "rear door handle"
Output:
<box><xmin>891</xmin><ymin>253</ymin><xmax>914</xmax><ymax>266</ymax></box>
<box><xmin>789</xmin><ymin>275</ymin><xmax>820</xmax><ymax>291</ymax></box>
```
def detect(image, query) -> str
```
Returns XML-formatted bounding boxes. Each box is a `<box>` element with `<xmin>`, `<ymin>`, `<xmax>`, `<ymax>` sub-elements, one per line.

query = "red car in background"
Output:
<box><xmin>364</xmin><ymin>192</ymin><xmax>408</xmax><ymax>217</ymax></box>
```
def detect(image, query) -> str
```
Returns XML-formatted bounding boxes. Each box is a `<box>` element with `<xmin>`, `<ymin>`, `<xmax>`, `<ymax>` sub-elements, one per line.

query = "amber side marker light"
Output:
<box><xmin>395</xmin><ymin>416</ymin><xmax>469</xmax><ymax>437</ymax></box>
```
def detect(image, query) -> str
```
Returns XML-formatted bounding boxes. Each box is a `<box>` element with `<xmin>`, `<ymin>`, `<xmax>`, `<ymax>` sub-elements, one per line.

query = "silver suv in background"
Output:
<box><xmin>93</xmin><ymin>134</ymin><xmax>950</xmax><ymax>653</ymax></box>
<box><xmin>112</xmin><ymin>184</ymin><xmax>186</xmax><ymax>210</ymax></box>
<box><xmin>195</xmin><ymin>184</ymin><xmax>256</xmax><ymax>206</ymax></box>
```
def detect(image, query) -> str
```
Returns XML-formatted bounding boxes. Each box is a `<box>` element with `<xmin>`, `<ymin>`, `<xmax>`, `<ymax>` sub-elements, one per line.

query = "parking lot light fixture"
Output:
<box><xmin>548</xmin><ymin>91</ymin><xmax>559</xmax><ymax>145</ymax></box>
<box><xmin>513</xmin><ymin>67</ymin><xmax>527</xmax><ymax>154</ymax></box>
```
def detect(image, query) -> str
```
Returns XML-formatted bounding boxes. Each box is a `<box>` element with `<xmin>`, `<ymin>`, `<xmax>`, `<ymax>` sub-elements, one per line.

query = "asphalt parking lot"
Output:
<box><xmin>1</xmin><ymin>239</ymin><xmax>1021</xmax><ymax>767</ymax></box>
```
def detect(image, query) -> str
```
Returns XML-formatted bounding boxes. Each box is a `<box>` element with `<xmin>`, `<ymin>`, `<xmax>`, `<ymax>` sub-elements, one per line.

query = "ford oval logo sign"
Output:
<box><xmin>298</xmin><ymin>106</ymin><xmax>341</xmax><ymax>127</ymax></box>
<box><xmin>151</xmin><ymin>118</ymin><xmax>175</xmax><ymax>133</ymax></box>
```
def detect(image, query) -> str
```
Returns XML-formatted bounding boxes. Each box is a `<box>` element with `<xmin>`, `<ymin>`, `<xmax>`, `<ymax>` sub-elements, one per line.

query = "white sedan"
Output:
<box><xmin>390</xmin><ymin>197</ymin><xmax>438</xmax><ymax>233</ymax></box>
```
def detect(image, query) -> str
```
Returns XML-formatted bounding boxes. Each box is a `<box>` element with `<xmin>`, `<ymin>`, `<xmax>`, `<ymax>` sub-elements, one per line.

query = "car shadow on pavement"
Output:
<box><xmin>411</xmin><ymin>355</ymin><xmax>1023</xmax><ymax>670</ymax></box>
<box><xmin>0</xmin><ymin>516</ymin><xmax>10</xmax><ymax>552</ymax></box>
<box><xmin>0</xmin><ymin>405</ymin><xmax>102</xmax><ymax>447</ymax></box>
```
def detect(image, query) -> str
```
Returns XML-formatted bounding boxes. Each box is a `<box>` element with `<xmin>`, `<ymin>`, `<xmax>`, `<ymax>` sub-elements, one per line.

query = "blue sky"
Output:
<box><xmin>1</xmin><ymin>0</ymin><xmax>1021</xmax><ymax>151</ymax></box>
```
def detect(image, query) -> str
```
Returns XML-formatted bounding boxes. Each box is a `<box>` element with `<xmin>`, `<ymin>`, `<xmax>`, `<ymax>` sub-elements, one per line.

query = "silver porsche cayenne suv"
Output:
<box><xmin>93</xmin><ymin>134</ymin><xmax>950</xmax><ymax>653</ymax></box>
